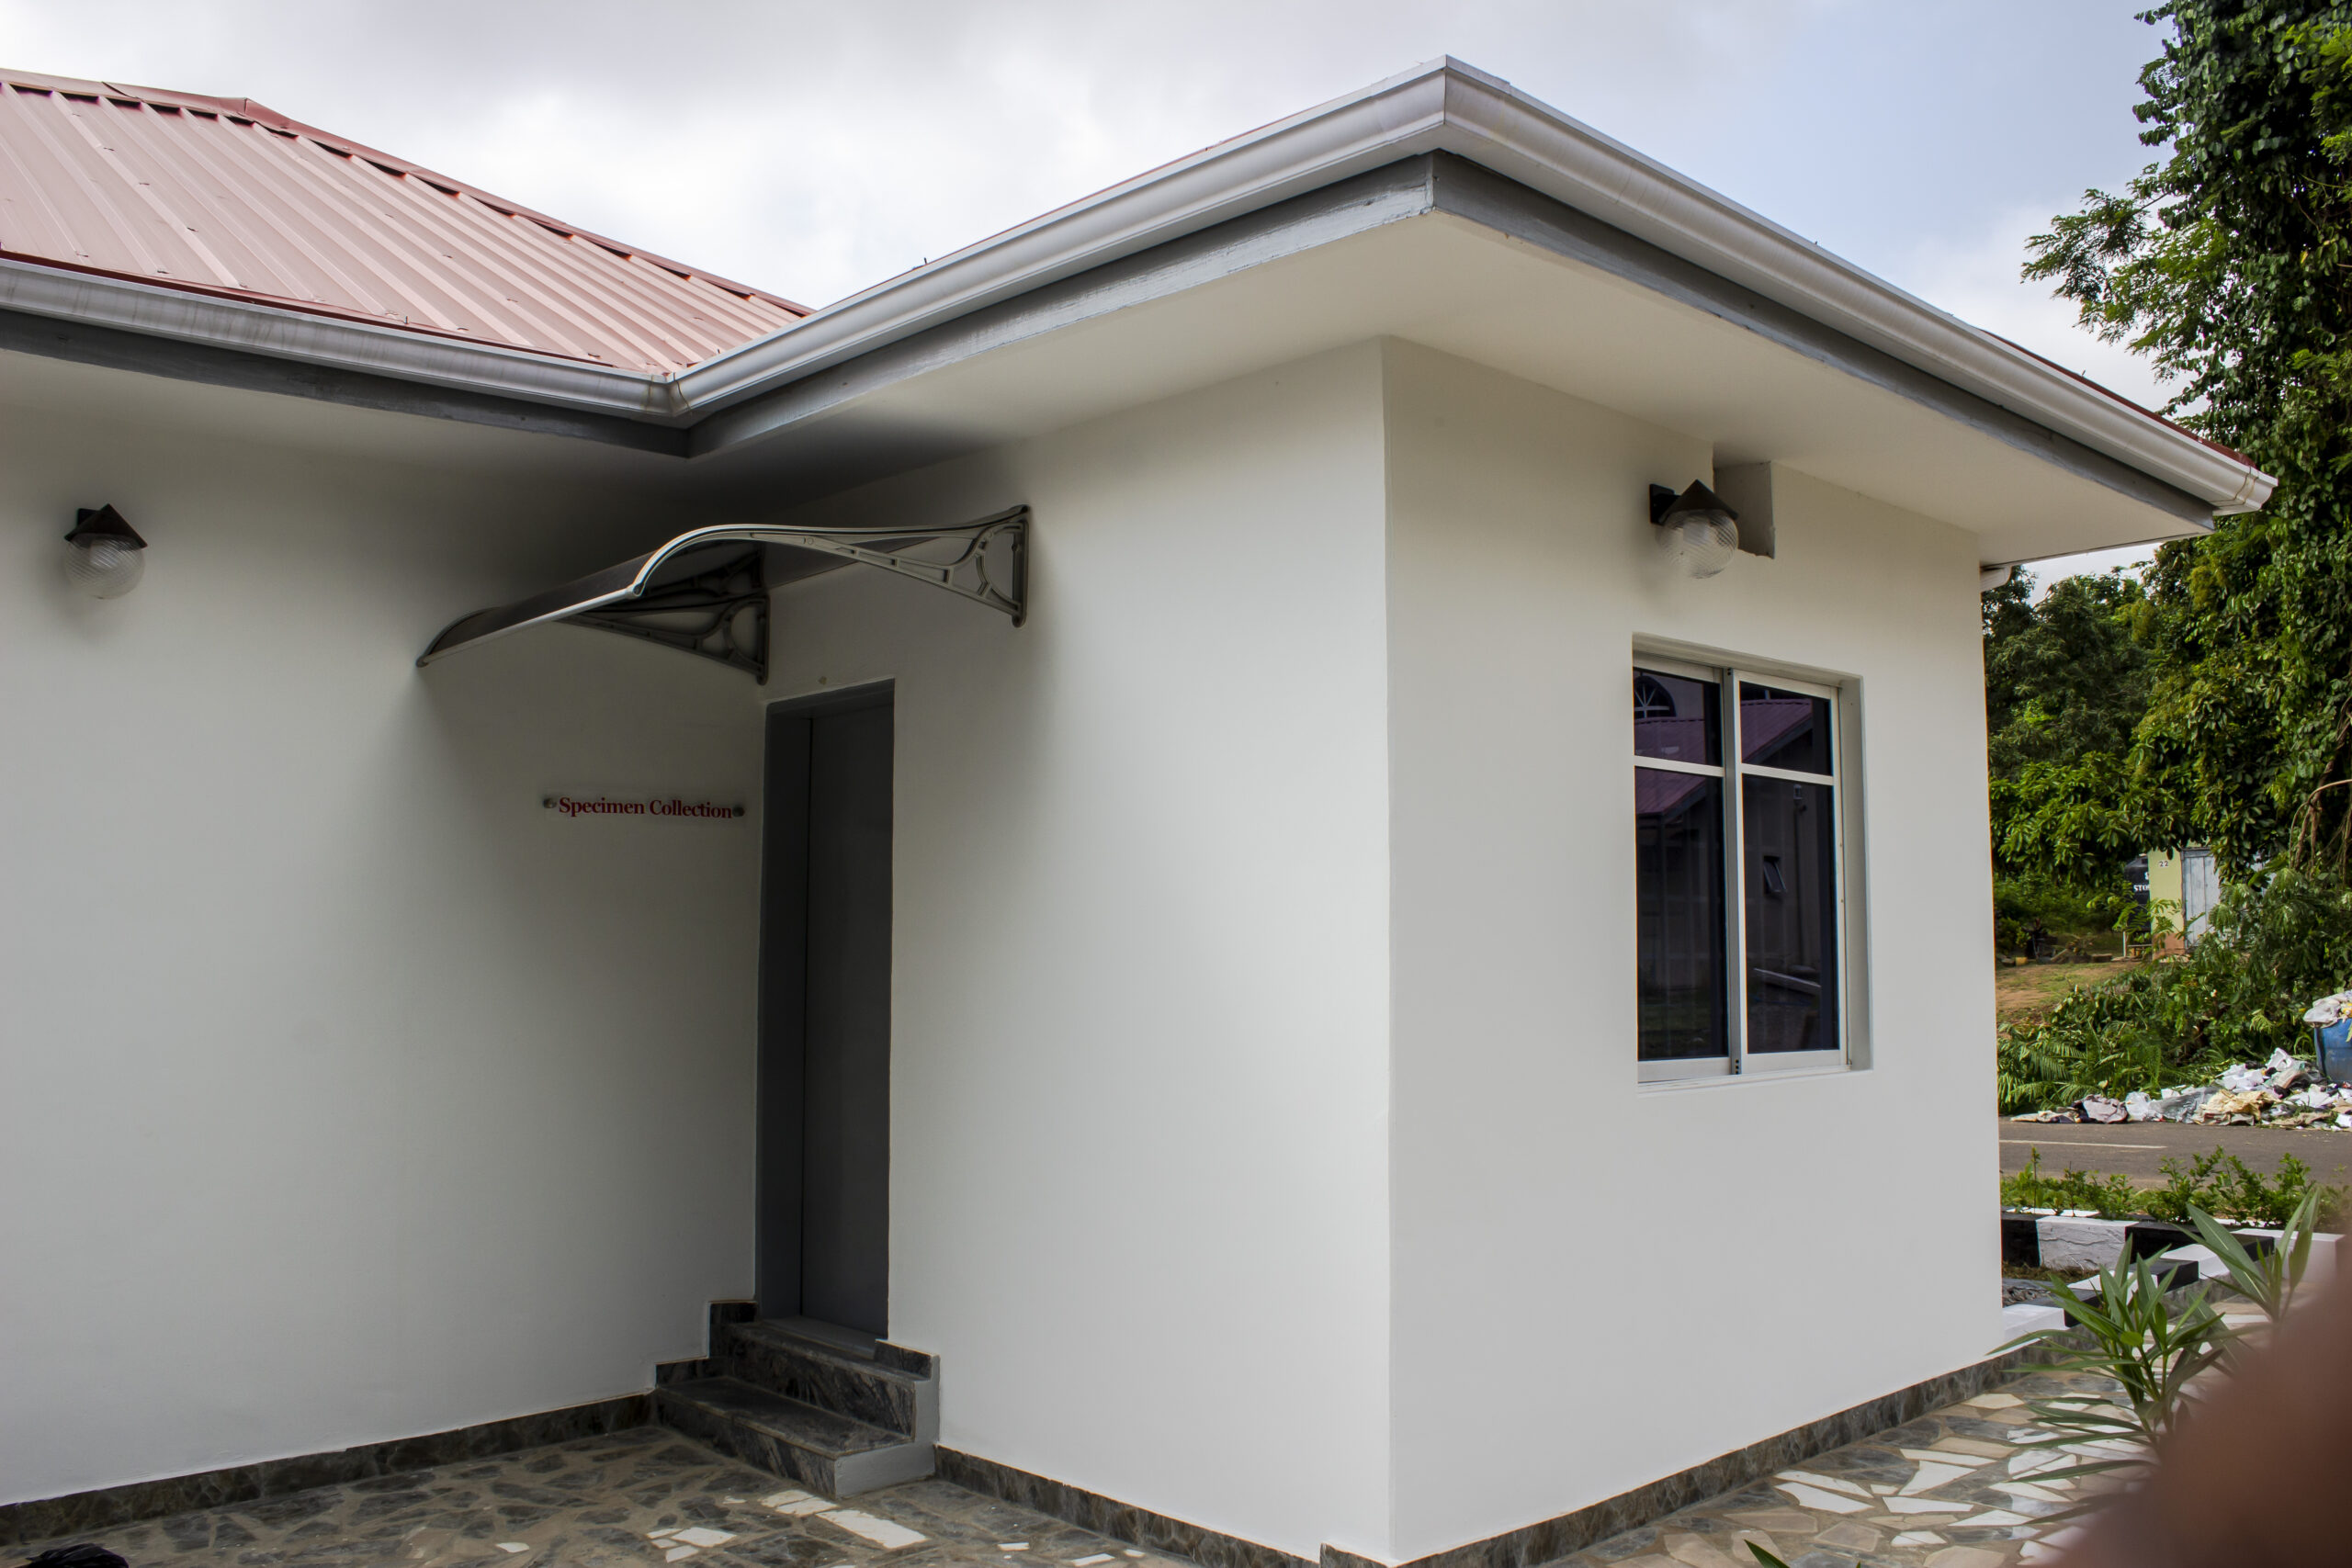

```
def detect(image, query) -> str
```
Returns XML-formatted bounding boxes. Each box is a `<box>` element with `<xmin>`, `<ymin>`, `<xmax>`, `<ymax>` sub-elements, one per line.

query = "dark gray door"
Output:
<box><xmin>756</xmin><ymin>690</ymin><xmax>892</xmax><ymax>1336</ymax></box>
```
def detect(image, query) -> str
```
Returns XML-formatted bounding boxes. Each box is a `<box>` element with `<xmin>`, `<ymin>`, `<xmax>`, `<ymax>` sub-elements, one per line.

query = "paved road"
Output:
<box><xmin>2000</xmin><ymin>1117</ymin><xmax>2352</xmax><ymax>1184</ymax></box>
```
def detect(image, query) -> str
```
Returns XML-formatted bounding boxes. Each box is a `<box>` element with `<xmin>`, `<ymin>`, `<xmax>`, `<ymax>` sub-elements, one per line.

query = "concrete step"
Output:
<box><xmin>654</xmin><ymin>1376</ymin><xmax>934</xmax><ymax>1497</ymax></box>
<box><xmin>723</xmin><ymin>1319</ymin><xmax>937</xmax><ymax>1440</ymax></box>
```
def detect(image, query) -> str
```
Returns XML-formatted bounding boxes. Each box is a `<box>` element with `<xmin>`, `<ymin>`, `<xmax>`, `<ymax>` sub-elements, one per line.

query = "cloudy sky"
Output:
<box><xmin>3</xmin><ymin>0</ymin><xmax>2180</xmax><ymax>582</ymax></box>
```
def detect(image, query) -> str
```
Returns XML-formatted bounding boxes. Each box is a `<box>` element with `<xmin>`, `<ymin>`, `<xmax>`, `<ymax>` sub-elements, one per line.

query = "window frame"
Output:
<box><xmin>1634</xmin><ymin>656</ymin><xmax>1851</xmax><ymax>1084</ymax></box>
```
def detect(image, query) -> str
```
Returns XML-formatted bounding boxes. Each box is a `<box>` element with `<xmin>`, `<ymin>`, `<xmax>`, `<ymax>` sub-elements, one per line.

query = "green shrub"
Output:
<box><xmin>2004</xmin><ymin>1147</ymin><xmax>2339</xmax><ymax>1228</ymax></box>
<box><xmin>1995</xmin><ymin>870</ymin><xmax>2139</xmax><ymax>958</ymax></box>
<box><xmin>2138</xmin><ymin>1149</ymin><xmax>2326</xmax><ymax>1227</ymax></box>
<box><xmin>1996</xmin><ymin>866</ymin><xmax>2352</xmax><ymax>1111</ymax></box>
<box><xmin>2002</xmin><ymin>1150</ymin><xmax>2141</xmax><ymax>1217</ymax></box>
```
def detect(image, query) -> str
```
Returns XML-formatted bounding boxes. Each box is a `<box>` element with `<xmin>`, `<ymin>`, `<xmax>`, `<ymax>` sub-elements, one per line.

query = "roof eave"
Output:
<box><xmin>675</xmin><ymin>58</ymin><xmax>2274</xmax><ymax>515</ymax></box>
<box><xmin>0</xmin><ymin>254</ymin><xmax>684</xmax><ymax>422</ymax></box>
<box><xmin>1</xmin><ymin>56</ymin><xmax>2278</xmax><ymax>517</ymax></box>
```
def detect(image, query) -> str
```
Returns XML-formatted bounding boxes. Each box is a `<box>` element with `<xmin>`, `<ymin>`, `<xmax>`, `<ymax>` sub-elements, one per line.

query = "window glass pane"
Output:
<box><xmin>1742</xmin><ymin>775</ymin><xmax>1838</xmax><ymax>1053</ymax></box>
<box><xmin>1637</xmin><ymin>767</ymin><xmax>1728</xmax><ymax>1060</ymax></box>
<box><xmin>1634</xmin><ymin>669</ymin><xmax>1721</xmax><ymax>765</ymax></box>
<box><xmin>1739</xmin><ymin>682</ymin><xmax>1832</xmax><ymax>775</ymax></box>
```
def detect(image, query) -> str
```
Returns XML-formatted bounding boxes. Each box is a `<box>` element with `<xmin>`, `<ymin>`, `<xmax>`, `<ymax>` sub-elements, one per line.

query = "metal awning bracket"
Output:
<box><xmin>418</xmin><ymin>505</ymin><xmax>1028</xmax><ymax>681</ymax></box>
<box><xmin>567</xmin><ymin>546</ymin><xmax>769</xmax><ymax>680</ymax></box>
<box><xmin>746</xmin><ymin>505</ymin><xmax>1026</xmax><ymax>626</ymax></box>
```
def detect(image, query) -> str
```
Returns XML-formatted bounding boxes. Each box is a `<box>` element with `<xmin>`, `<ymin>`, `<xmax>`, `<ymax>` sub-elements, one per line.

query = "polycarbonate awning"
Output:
<box><xmin>416</xmin><ymin>507</ymin><xmax>1026</xmax><ymax>682</ymax></box>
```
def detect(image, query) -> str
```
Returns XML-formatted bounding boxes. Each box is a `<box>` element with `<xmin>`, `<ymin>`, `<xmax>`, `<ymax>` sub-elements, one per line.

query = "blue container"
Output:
<box><xmin>2316</xmin><ymin>1018</ymin><xmax>2352</xmax><ymax>1085</ymax></box>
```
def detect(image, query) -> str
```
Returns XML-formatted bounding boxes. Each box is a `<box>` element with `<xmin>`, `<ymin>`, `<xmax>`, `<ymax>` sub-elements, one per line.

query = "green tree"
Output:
<box><xmin>1986</xmin><ymin>568</ymin><xmax>2154</xmax><ymax>775</ymax></box>
<box><xmin>2026</xmin><ymin>0</ymin><xmax>2352</xmax><ymax>874</ymax></box>
<box><xmin>1984</xmin><ymin>569</ymin><xmax>2154</xmax><ymax>943</ymax></box>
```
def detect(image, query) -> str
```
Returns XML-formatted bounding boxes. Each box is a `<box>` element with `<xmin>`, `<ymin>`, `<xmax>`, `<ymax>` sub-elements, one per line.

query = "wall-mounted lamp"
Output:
<box><xmin>63</xmin><ymin>505</ymin><xmax>147</xmax><ymax>599</ymax></box>
<box><xmin>1648</xmin><ymin>481</ymin><xmax>1740</xmax><ymax>580</ymax></box>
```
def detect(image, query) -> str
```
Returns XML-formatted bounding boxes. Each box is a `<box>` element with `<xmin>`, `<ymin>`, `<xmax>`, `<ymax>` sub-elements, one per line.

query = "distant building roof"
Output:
<box><xmin>0</xmin><ymin>69</ymin><xmax>807</xmax><ymax>373</ymax></box>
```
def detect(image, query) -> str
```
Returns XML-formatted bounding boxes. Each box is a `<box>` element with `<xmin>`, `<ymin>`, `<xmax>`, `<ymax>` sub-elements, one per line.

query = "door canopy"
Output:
<box><xmin>417</xmin><ymin>507</ymin><xmax>1026</xmax><ymax>682</ymax></box>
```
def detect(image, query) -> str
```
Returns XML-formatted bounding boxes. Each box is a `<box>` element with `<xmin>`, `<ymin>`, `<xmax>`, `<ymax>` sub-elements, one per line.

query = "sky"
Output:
<box><xmin>1</xmin><ymin>0</ymin><xmax>2185</xmax><ymax>586</ymax></box>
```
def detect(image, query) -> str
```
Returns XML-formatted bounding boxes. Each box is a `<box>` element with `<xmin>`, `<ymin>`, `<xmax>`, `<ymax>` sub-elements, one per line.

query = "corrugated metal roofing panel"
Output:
<box><xmin>0</xmin><ymin>68</ymin><xmax>807</xmax><ymax>373</ymax></box>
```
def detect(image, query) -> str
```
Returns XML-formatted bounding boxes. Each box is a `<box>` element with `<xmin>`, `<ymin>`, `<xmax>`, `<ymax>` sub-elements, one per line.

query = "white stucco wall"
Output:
<box><xmin>3</xmin><ymin>329</ymin><xmax>2007</xmax><ymax>1561</ymax></box>
<box><xmin>1381</xmin><ymin>342</ymin><xmax>1996</xmax><ymax>1561</ymax></box>
<box><xmin>753</xmin><ymin>344</ymin><xmax>1396</xmax><ymax>1562</ymax></box>
<box><xmin>0</xmin><ymin>370</ymin><xmax>763</xmax><ymax>1506</ymax></box>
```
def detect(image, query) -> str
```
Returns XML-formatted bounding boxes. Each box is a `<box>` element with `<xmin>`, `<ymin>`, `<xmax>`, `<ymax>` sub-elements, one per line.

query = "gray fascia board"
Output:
<box><xmin>1423</xmin><ymin>156</ymin><xmax>2215</xmax><ymax>527</ymax></box>
<box><xmin>0</xmin><ymin>254</ymin><xmax>683</xmax><ymax>423</ymax></box>
<box><xmin>1421</xmin><ymin>67</ymin><xmax>2266</xmax><ymax>513</ymax></box>
<box><xmin>670</xmin><ymin>62</ymin><xmax>1464</xmax><ymax>417</ymax></box>
<box><xmin>0</xmin><ymin>307</ymin><xmax>691</xmax><ymax>455</ymax></box>
<box><xmin>688</xmin><ymin>159</ymin><xmax>1441</xmax><ymax>457</ymax></box>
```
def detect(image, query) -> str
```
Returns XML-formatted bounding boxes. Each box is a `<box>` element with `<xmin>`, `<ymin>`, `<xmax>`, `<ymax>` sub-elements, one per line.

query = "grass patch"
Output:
<box><xmin>1995</xmin><ymin>959</ymin><xmax>2143</xmax><ymax>1029</ymax></box>
<box><xmin>2005</xmin><ymin>1261</ymin><xmax>2098</xmax><ymax>1284</ymax></box>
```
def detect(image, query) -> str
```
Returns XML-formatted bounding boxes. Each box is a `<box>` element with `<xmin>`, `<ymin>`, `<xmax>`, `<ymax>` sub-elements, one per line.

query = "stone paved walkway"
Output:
<box><xmin>1563</xmin><ymin>1366</ymin><xmax>2117</xmax><ymax>1568</ymax></box>
<box><xmin>22</xmin><ymin>1368</ymin><xmax>2120</xmax><ymax>1568</ymax></box>
<box><xmin>17</xmin><ymin>1428</ymin><xmax>1196</xmax><ymax>1568</ymax></box>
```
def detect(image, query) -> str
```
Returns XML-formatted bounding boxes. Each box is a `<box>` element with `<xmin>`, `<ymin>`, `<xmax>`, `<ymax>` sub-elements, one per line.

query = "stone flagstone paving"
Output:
<box><xmin>18</xmin><ymin>1368</ymin><xmax>2121</xmax><ymax>1568</ymax></box>
<box><xmin>1562</xmin><ymin>1366</ymin><xmax>2119</xmax><ymax>1568</ymax></box>
<box><xmin>16</xmin><ymin>1427</ymin><xmax>1200</xmax><ymax>1568</ymax></box>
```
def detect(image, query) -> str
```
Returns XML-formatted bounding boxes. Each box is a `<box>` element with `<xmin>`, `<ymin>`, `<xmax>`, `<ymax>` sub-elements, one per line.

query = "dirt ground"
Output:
<box><xmin>1999</xmin><ymin>1117</ymin><xmax>2352</xmax><ymax>1186</ymax></box>
<box><xmin>1994</xmin><ymin>957</ymin><xmax>2143</xmax><ymax>1027</ymax></box>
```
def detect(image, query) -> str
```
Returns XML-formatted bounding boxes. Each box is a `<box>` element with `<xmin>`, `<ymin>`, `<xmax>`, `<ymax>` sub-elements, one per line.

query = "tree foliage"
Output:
<box><xmin>2025</xmin><ymin>0</ymin><xmax>2352</xmax><ymax>874</ymax></box>
<box><xmin>1985</xmin><ymin>569</ymin><xmax>2154</xmax><ymax>772</ymax></box>
<box><xmin>1984</xmin><ymin>569</ymin><xmax>2155</xmax><ymax>896</ymax></box>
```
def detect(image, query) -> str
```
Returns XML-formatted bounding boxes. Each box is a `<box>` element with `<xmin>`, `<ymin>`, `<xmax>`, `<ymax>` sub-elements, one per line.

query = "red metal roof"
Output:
<box><xmin>0</xmin><ymin>69</ymin><xmax>808</xmax><ymax>373</ymax></box>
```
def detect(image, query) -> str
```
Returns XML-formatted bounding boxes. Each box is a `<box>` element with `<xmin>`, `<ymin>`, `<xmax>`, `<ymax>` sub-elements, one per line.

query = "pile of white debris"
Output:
<box><xmin>2014</xmin><ymin>1045</ymin><xmax>2352</xmax><ymax>1129</ymax></box>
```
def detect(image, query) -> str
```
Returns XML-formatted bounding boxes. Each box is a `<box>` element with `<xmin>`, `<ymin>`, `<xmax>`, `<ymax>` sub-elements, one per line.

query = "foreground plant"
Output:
<box><xmin>1998</xmin><ymin>1251</ymin><xmax>2230</xmax><ymax>1513</ymax></box>
<box><xmin>1993</xmin><ymin>1190</ymin><xmax>2324</xmax><ymax>1536</ymax></box>
<box><xmin>2187</xmin><ymin>1189</ymin><xmax>2322</xmax><ymax>1320</ymax></box>
<box><xmin>1752</xmin><ymin>1196</ymin><xmax>2324</xmax><ymax>1565</ymax></box>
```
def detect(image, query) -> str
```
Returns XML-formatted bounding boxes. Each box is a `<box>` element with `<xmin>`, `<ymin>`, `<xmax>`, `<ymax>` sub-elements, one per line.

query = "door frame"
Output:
<box><xmin>754</xmin><ymin>680</ymin><xmax>894</xmax><ymax>1324</ymax></box>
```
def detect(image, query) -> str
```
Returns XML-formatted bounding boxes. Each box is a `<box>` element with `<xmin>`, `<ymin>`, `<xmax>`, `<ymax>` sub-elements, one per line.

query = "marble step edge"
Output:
<box><xmin>729</xmin><ymin>1319</ymin><xmax>935</xmax><ymax>1383</ymax></box>
<box><xmin>721</xmin><ymin>1321</ymin><xmax>937</xmax><ymax>1440</ymax></box>
<box><xmin>653</xmin><ymin>1379</ymin><xmax>933</xmax><ymax>1500</ymax></box>
<box><xmin>657</xmin><ymin>1378</ymin><xmax>903</xmax><ymax>1457</ymax></box>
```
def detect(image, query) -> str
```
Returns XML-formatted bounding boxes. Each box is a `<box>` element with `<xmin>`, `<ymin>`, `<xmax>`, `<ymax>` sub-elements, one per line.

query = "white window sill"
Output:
<box><xmin>1638</xmin><ymin>1059</ymin><xmax>1858</xmax><ymax>1093</ymax></box>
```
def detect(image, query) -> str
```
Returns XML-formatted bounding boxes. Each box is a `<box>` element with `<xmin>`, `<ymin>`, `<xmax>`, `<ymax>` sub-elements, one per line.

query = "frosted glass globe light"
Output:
<box><xmin>62</xmin><ymin>504</ymin><xmax>148</xmax><ymax>599</ymax></box>
<box><xmin>67</xmin><ymin>536</ymin><xmax>146</xmax><ymax>598</ymax></box>
<box><xmin>1650</xmin><ymin>480</ymin><xmax>1742</xmax><ymax>581</ymax></box>
<box><xmin>1669</xmin><ymin>512</ymin><xmax>1739</xmax><ymax>579</ymax></box>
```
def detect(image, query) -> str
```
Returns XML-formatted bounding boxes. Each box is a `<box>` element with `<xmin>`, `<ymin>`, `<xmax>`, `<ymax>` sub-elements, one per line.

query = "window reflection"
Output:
<box><xmin>1634</xmin><ymin>669</ymin><xmax>1721</xmax><ymax>765</ymax></box>
<box><xmin>1742</xmin><ymin>775</ymin><xmax>1838</xmax><ymax>1052</ymax></box>
<box><xmin>1739</xmin><ymin>682</ymin><xmax>1831</xmax><ymax>775</ymax></box>
<box><xmin>1636</xmin><ymin>768</ymin><xmax>1727</xmax><ymax>1060</ymax></box>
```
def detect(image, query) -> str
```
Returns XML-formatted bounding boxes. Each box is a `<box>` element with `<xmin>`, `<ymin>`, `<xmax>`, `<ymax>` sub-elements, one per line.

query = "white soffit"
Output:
<box><xmin>676</xmin><ymin>58</ymin><xmax>2268</xmax><ymax>528</ymax></box>
<box><xmin>679</xmin><ymin>215</ymin><xmax>2203</xmax><ymax>564</ymax></box>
